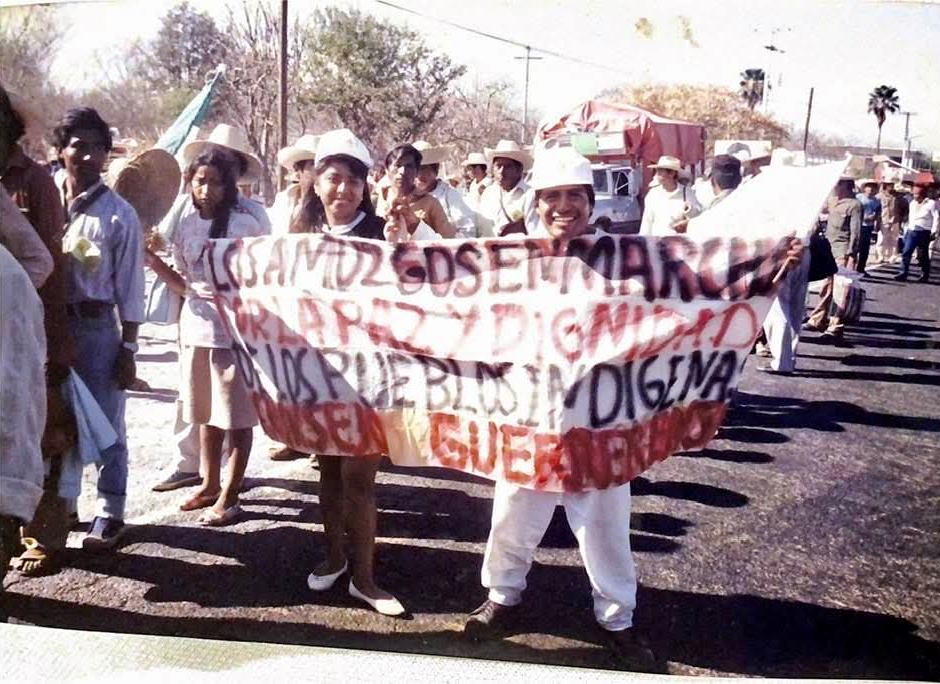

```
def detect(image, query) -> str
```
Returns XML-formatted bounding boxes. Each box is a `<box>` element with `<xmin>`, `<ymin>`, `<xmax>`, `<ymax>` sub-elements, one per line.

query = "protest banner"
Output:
<box><xmin>206</xmin><ymin>162</ymin><xmax>844</xmax><ymax>492</ymax></box>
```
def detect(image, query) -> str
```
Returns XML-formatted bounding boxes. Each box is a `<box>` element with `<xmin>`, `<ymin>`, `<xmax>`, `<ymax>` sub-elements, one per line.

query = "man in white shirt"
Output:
<box><xmin>894</xmin><ymin>182</ymin><xmax>938</xmax><ymax>282</ymax></box>
<box><xmin>476</xmin><ymin>140</ymin><xmax>532</xmax><ymax>237</ymax></box>
<box><xmin>462</xmin><ymin>152</ymin><xmax>491</xmax><ymax>212</ymax></box>
<box><xmin>413</xmin><ymin>141</ymin><xmax>478</xmax><ymax>238</ymax></box>
<box><xmin>268</xmin><ymin>133</ymin><xmax>319</xmax><ymax>236</ymax></box>
<box><xmin>639</xmin><ymin>155</ymin><xmax>700</xmax><ymax>236</ymax></box>
<box><xmin>465</xmin><ymin>147</ymin><xmax>656</xmax><ymax>671</ymax></box>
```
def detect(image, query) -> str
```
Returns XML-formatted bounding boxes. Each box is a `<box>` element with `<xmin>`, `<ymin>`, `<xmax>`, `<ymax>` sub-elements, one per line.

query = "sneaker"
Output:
<box><xmin>463</xmin><ymin>599</ymin><xmax>519</xmax><ymax>641</ymax></box>
<box><xmin>152</xmin><ymin>470</ymin><xmax>202</xmax><ymax>492</ymax></box>
<box><xmin>602</xmin><ymin>627</ymin><xmax>661</xmax><ymax>672</ymax></box>
<box><xmin>82</xmin><ymin>517</ymin><xmax>125</xmax><ymax>550</ymax></box>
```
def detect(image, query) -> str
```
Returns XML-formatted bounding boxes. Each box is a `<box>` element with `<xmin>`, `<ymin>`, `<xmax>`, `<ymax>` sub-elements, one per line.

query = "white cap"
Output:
<box><xmin>314</xmin><ymin>128</ymin><xmax>372</xmax><ymax>169</ymax></box>
<box><xmin>529</xmin><ymin>147</ymin><xmax>593</xmax><ymax>191</ymax></box>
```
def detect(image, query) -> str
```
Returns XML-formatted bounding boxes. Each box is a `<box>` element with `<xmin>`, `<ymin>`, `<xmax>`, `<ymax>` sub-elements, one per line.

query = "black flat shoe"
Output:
<box><xmin>602</xmin><ymin>627</ymin><xmax>663</xmax><ymax>673</ymax></box>
<box><xmin>463</xmin><ymin>599</ymin><xmax>519</xmax><ymax>641</ymax></box>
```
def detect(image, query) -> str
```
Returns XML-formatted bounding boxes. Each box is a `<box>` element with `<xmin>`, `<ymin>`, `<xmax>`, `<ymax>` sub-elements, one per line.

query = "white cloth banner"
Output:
<box><xmin>205</xmin><ymin>162</ymin><xmax>845</xmax><ymax>492</ymax></box>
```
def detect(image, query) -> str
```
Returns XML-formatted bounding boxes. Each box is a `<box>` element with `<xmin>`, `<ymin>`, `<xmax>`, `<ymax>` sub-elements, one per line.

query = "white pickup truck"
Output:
<box><xmin>590</xmin><ymin>162</ymin><xmax>642</xmax><ymax>234</ymax></box>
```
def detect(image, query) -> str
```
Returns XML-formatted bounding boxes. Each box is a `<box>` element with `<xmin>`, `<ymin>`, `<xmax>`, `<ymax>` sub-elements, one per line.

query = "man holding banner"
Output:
<box><xmin>463</xmin><ymin>148</ymin><xmax>653</xmax><ymax>665</ymax></box>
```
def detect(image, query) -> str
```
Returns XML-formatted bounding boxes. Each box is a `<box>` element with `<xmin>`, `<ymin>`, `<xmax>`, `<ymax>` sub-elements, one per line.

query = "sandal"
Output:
<box><xmin>180</xmin><ymin>491</ymin><xmax>221</xmax><ymax>512</ymax></box>
<box><xmin>198</xmin><ymin>504</ymin><xmax>242</xmax><ymax>527</ymax></box>
<box><xmin>10</xmin><ymin>537</ymin><xmax>58</xmax><ymax>577</ymax></box>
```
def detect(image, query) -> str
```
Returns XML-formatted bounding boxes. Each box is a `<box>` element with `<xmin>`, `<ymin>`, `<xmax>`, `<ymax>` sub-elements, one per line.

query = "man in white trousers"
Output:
<box><xmin>760</xmin><ymin>252</ymin><xmax>811</xmax><ymax>374</ymax></box>
<box><xmin>463</xmin><ymin>147</ymin><xmax>655</xmax><ymax>670</ymax></box>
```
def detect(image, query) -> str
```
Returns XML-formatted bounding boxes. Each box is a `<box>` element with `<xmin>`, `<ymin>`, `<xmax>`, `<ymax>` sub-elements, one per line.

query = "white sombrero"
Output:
<box><xmin>277</xmin><ymin>133</ymin><xmax>320</xmax><ymax>170</ymax></box>
<box><xmin>462</xmin><ymin>152</ymin><xmax>488</xmax><ymax>168</ymax></box>
<box><xmin>484</xmin><ymin>140</ymin><xmax>533</xmax><ymax>170</ymax></box>
<box><xmin>181</xmin><ymin>124</ymin><xmax>263</xmax><ymax>183</ymax></box>
<box><xmin>648</xmin><ymin>155</ymin><xmax>683</xmax><ymax>172</ymax></box>
<box><xmin>412</xmin><ymin>140</ymin><xmax>452</xmax><ymax>166</ymax></box>
<box><xmin>530</xmin><ymin>147</ymin><xmax>592</xmax><ymax>191</ymax></box>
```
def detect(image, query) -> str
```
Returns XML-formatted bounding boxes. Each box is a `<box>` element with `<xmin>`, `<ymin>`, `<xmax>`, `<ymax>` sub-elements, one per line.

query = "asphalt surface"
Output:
<box><xmin>2</xmin><ymin>257</ymin><xmax>939</xmax><ymax>678</ymax></box>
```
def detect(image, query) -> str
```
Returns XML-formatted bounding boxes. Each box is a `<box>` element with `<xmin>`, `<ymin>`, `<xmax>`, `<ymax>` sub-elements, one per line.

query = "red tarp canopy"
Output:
<box><xmin>536</xmin><ymin>100</ymin><xmax>707</xmax><ymax>191</ymax></box>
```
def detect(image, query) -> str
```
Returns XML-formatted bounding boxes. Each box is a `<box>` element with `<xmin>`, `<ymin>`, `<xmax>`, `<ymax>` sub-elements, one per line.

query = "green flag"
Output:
<box><xmin>155</xmin><ymin>66</ymin><xmax>225</xmax><ymax>155</ymax></box>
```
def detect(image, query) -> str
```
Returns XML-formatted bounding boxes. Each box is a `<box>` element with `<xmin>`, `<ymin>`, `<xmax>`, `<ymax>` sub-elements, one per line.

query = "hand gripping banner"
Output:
<box><xmin>205</xmin><ymin>162</ymin><xmax>844</xmax><ymax>492</ymax></box>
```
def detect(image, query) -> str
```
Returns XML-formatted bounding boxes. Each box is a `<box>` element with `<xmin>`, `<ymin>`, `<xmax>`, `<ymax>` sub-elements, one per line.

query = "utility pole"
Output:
<box><xmin>278</xmin><ymin>0</ymin><xmax>289</xmax><ymax>191</ymax></box>
<box><xmin>514</xmin><ymin>46</ymin><xmax>542</xmax><ymax>142</ymax></box>
<box><xmin>900</xmin><ymin>111</ymin><xmax>917</xmax><ymax>167</ymax></box>
<box><xmin>802</xmin><ymin>87</ymin><xmax>814</xmax><ymax>152</ymax></box>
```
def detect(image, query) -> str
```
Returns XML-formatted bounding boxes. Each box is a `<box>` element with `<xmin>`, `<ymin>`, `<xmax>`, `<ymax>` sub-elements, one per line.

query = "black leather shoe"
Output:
<box><xmin>463</xmin><ymin>599</ymin><xmax>518</xmax><ymax>641</ymax></box>
<box><xmin>918</xmin><ymin>274</ymin><xmax>930</xmax><ymax>283</ymax></box>
<box><xmin>893</xmin><ymin>273</ymin><xmax>908</xmax><ymax>281</ymax></box>
<box><xmin>603</xmin><ymin>627</ymin><xmax>662</xmax><ymax>672</ymax></box>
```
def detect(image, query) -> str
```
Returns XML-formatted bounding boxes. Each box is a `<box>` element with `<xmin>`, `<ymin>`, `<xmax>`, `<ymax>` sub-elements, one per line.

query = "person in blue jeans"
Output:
<box><xmin>856</xmin><ymin>179</ymin><xmax>881</xmax><ymax>274</ymax></box>
<box><xmin>55</xmin><ymin>108</ymin><xmax>145</xmax><ymax>550</ymax></box>
<box><xmin>895</xmin><ymin>182</ymin><xmax>938</xmax><ymax>282</ymax></box>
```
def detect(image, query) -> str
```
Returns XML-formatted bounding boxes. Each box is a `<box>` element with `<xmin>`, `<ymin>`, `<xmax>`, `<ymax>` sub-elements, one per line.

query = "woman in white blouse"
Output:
<box><xmin>146</xmin><ymin>149</ymin><xmax>268</xmax><ymax>526</ymax></box>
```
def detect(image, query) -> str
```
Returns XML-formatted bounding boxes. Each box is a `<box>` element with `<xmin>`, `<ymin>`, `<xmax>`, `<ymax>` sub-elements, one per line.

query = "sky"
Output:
<box><xmin>6</xmin><ymin>0</ymin><xmax>940</xmax><ymax>155</ymax></box>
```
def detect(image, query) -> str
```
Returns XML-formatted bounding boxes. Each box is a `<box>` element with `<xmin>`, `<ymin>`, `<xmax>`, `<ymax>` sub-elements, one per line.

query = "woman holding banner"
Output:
<box><xmin>146</xmin><ymin>149</ymin><xmax>267</xmax><ymax>526</ymax></box>
<box><xmin>289</xmin><ymin>129</ymin><xmax>405</xmax><ymax>617</ymax></box>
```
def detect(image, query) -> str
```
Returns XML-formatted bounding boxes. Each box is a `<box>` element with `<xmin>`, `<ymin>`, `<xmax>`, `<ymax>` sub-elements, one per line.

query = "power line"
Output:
<box><xmin>372</xmin><ymin>0</ymin><xmax>634</xmax><ymax>77</ymax></box>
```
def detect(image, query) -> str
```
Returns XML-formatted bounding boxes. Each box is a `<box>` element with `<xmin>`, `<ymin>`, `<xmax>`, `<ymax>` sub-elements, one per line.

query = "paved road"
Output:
<box><xmin>2</xmin><ymin>258</ymin><xmax>939</xmax><ymax>678</ymax></box>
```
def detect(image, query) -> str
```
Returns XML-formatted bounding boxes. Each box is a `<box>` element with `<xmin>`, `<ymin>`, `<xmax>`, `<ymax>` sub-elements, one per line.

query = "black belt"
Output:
<box><xmin>66</xmin><ymin>301</ymin><xmax>113</xmax><ymax>318</ymax></box>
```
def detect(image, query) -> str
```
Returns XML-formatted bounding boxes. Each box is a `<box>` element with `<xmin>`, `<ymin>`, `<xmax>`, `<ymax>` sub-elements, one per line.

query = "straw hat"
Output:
<box><xmin>277</xmin><ymin>134</ymin><xmax>320</xmax><ymax>170</ymax></box>
<box><xmin>530</xmin><ymin>147</ymin><xmax>593</xmax><ymax>191</ymax></box>
<box><xmin>484</xmin><ymin>140</ymin><xmax>533</xmax><ymax>170</ymax></box>
<box><xmin>412</xmin><ymin>141</ymin><xmax>452</xmax><ymax>166</ymax></box>
<box><xmin>462</xmin><ymin>152</ymin><xmax>488</xmax><ymax>168</ymax></box>
<box><xmin>857</xmin><ymin>178</ymin><xmax>879</xmax><ymax>188</ymax></box>
<box><xmin>648</xmin><ymin>155</ymin><xmax>682</xmax><ymax>172</ymax></box>
<box><xmin>181</xmin><ymin>124</ymin><xmax>263</xmax><ymax>183</ymax></box>
<box><xmin>107</xmin><ymin>148</ymin><xmax>181</xmax><ymax>229</ymax></box>
<box><xmin>315</xmin><ymin>128</ymin><xmax>373</xmax><ymax>169</ymax></box>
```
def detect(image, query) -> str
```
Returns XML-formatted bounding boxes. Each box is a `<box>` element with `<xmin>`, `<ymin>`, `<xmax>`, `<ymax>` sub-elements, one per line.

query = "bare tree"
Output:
<box><xmin>425</xmin><ymin>79</ymin><xmax>527</xmax><ymax>164</ymax></box>
<box><xmin>216</xmin><ymin>1</ymin><xmax>310</xmax><ymax>202</ymax></box>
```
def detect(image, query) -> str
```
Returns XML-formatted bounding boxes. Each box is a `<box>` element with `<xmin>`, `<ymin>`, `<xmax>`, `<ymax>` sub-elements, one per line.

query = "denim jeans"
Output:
<box><xmin>901</xmin><ymin>230</ymin><xmax>932</xmax><ymax>277</ymax></box>
<box><xmin>856</xmin><ymin>224</ymin><xmax>875</xmax><ymax>273</ymax></box>
<box><xmin>69</xmin><ymin>309</ymin><xmax>127</xmax><ymax>520</ymax></box>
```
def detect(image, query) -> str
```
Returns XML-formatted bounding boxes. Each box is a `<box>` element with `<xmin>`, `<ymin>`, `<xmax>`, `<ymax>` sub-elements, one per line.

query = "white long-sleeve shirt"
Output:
<box><xmin>639</xmin><ymin>183</ymin><xmax>701</xmax><ymax>237</ymax></box>
<box><xmin>908</xmin><ymin>198</ymin><xmax>939</xmax><ymax>232</ymax></box>
<box><xmin>476</xmin><ymin>181</ymin><xmax>529</xmax><ymax>237</ymax></box>
<box><xmin>429</xmin><ymin>180</ymin><xmax>477</xmax><ymax>238</ymax></box>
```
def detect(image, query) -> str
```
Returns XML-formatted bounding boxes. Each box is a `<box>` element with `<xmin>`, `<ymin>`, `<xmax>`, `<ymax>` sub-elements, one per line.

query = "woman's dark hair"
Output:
<box><xmin>184</xmin><ymin>149</ymin><xmax>240</xmax><ymax>239</ymax></box>
<box><xmin>534</xmin><ymin>184</ymin><xmax>596</xmax><ymax>208</ymax></box>
<box><xmin>290</xmin><ymin>154</ymin><xmax>374</xmax><ymax>234</ymax></box>
<box><xmin>385</xmin><ymin>144</ymin><xmax>422</xmax><ymax>170</ymax></box>
<box><xmin>52</xmin><ymin>107</ymin><xmax>113</xmax><ymax>152</ymax></box>
<box><xmin>0</xmin><ymin>86</ymin><xmax>25</xmax><ymax>144</ymax></box>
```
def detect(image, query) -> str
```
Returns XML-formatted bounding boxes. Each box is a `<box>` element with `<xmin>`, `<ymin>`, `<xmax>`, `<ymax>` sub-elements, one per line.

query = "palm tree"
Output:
<box><xmin>738</xmin><ymin>69</ymin><xmax>765</xmax><ymax>110</ymax></box>
<box><xmin>867</xmin><ymin>85</ymin><xmax>900</xmax><ymax>153</ymax></box>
